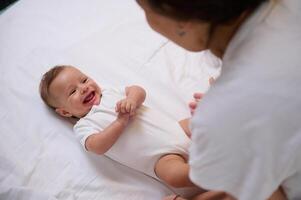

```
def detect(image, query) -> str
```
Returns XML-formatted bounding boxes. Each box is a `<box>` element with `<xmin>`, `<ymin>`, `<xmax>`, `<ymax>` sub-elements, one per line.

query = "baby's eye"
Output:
<box><xmin>69</xmin><ymin>89</ymin><xmax>76</xmax><ymax>96</ymax></box>
<box><xmin>82</xmin><ymin>78</ymin><xmax>88</xmax><ymax>83</ymax></box>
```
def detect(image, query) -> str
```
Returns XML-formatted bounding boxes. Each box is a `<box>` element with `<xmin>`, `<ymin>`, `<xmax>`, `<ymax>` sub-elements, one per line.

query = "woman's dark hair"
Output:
<box><xmin>144</xmin><ymin>0</ymin><xmax>267</xmax><ymax>24</ymax></box>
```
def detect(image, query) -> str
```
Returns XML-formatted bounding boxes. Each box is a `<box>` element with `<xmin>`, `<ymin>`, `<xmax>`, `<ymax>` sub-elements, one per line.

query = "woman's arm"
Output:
<box><xmin>85</xmin><ymin>113</ymin><xmax>130</xmax><ymax>155</ymax></box>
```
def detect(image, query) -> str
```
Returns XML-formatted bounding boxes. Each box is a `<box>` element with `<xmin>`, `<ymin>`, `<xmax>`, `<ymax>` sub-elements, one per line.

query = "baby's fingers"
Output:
<box><xmin>125</xmin><ymin>102</ymin><xmax>132</xmax><ymax>113</ymax></box>
<box><xmin>115</xmin><ymin>101</ymin><xmax>121</xmax><ymax>112</ymax></box>
<box><xmin>120</xmin><ymin>101</ymin><xmax>128</xmax><ymax>113</ymax></box>
<box><xmin>115</xmin><ymin>100</ymin><xmax>125</xmax><ymax>113</ymax></box>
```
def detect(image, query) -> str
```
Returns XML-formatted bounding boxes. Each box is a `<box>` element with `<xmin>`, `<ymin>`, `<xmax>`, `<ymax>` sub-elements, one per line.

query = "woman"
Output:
<box><xmin>136</xmin><ymin>0</ymin><xmax>301</xmax><ymax>200</ymax></box>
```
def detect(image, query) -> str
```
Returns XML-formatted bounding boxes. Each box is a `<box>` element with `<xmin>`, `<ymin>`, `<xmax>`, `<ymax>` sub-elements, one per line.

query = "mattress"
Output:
<box><xmin>0</xmin><ymin>0</ymin><xmax>221</xmax><ymax>199</ymax></box>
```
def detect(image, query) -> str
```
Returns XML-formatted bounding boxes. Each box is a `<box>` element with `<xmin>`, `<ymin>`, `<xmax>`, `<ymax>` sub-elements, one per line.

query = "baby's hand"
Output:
<box><xmin>115</xmin><ymin>98</ymin><xmax>137</xmax><ymax>116</ymax></box>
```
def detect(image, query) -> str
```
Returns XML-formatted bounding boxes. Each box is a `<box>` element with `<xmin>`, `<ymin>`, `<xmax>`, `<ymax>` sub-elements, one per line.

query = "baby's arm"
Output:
<box><xmin>115</xmin><ymin>85</ymin><xmax>146</xmax><ymax>115</ymax></box>
<box><xmin>86</xmin><ymin>85</ymin><xmax>145</xmax><ymax>155</ymax></box>
<box><xmin>85</xmin><ymin>112</ymin><xmax>130</xmax><ymax>155</ymax></box>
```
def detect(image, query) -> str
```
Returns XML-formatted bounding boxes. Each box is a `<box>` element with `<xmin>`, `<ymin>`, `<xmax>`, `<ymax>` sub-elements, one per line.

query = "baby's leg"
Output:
<box><xmin>178</xmin><ymin>118</ymin><xmax>191</xmax><ymax>138</ymax></box>
<box><xmin>155</xmin><ymin>154</ymin><xmax>196</xmax><ymax>188</ymax></box>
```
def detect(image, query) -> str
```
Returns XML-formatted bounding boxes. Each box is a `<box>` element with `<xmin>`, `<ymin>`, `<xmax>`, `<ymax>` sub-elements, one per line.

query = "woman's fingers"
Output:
<box><xmin>193</xmin><ymin>92</ymin><xmax>203</xmax><ymax>100</ymax></box>
<box><xmin>189</xmin><ymin>101</ymin><xmax>198</xmax><ymax>109</ymax></box>
<box><xmin>209</xmin><ymin>77</ymin><xmax>215</xmax><ymax>85</ymax></box>
<box><xmin>189</xmin><ymin>92</ymin><xmax>203</xmax><ymax>115</ymax></box>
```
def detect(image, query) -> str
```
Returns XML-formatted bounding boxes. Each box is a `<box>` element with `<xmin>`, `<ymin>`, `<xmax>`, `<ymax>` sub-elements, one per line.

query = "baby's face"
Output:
<box><xmin>49</xmin><ymin>67</ymin><xmax>101</xmax><ymax>118</ymax></box>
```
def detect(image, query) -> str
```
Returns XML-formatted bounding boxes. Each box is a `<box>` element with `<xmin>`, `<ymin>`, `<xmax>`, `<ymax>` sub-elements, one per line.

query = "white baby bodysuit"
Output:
<box><xmin>74</xmin><ymin>86</ymin><xmax>190</xmax><ymax>179</ymax></box>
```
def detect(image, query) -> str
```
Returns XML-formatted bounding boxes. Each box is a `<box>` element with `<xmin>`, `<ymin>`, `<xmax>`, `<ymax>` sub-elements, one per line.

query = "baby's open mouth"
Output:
<box><xmin>83</xmin><ymin>91</ymin><xmax>95</xmax><ymax>104</ymax></box>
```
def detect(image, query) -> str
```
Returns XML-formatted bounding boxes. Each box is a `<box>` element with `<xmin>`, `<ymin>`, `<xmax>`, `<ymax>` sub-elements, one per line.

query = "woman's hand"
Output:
<box><xmin>189</xmin><ymin>93</ymin><xmax>203</xmax><ymax>115</ymax></box>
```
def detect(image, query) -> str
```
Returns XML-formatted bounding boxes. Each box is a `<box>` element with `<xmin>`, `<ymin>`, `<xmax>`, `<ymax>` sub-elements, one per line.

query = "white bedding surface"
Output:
<box><xmin>0</xmin><ymin>0</ymin><xmax>221</xmax><ymax>199</ymax></box>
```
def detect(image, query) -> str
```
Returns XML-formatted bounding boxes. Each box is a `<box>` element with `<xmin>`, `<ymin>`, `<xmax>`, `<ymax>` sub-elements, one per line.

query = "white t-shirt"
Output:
<box><xmin>74</xmin><ymin>87</ymin><xmax>190</xmax><ymax>179</ymax></box>
<box><xmin>189</xmin><ymin>0</ymin><xmax>301</xmax><ymax>199</ymax></box>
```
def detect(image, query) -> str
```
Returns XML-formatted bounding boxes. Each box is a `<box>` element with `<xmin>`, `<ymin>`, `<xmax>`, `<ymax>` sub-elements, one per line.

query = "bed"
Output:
<box><xmin>0</xmin><ymin>0</ymin><xmax>221</xmax><ymax>199</ymax></box>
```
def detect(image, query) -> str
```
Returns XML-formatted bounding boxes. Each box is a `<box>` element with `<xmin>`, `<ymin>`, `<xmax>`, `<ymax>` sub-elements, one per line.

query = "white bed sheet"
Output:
<box><xmin>0</xmin><ymin>0</ymin><xmax>221</xmax><ymax>199</ymax></box>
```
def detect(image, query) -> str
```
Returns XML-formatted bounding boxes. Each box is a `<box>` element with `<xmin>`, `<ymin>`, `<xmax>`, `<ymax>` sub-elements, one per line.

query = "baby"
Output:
<box><xmin>39</xmin><ymin>65</ymin><xmax>195</xmax><ymax>189</ymax></box>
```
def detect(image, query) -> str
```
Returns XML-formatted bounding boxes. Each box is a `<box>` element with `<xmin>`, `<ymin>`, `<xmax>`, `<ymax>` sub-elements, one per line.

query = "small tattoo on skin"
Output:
<box><xmin>178</xmin><ymin>31</ymin><xmax>186</xmax><ymax>37</ymax></box>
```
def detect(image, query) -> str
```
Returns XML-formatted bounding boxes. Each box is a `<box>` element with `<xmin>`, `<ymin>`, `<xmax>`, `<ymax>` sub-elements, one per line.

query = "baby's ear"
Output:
<box><xmin>55</xmin><ymin>108</ymin><xmax>72</xmax><ymax>118</ymax></box>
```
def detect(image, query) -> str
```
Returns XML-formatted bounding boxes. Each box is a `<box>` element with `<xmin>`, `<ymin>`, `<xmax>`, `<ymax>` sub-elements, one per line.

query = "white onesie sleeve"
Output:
<box><xmin>73</xmin><ymin>113</ymin><xmax>103</xmax><ymax>150</ymax></box>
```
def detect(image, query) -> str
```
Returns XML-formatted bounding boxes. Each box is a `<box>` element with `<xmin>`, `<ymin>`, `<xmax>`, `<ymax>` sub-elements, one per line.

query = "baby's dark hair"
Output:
<box><xmin>143</xmin><ymin>0</ymin><xmax>267</xmax><ymax>24</ymax></box>
<box><xmin>39</xmin><ymin>65</ymin><xmax>67</xmax><ymax>109</ymax></box>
